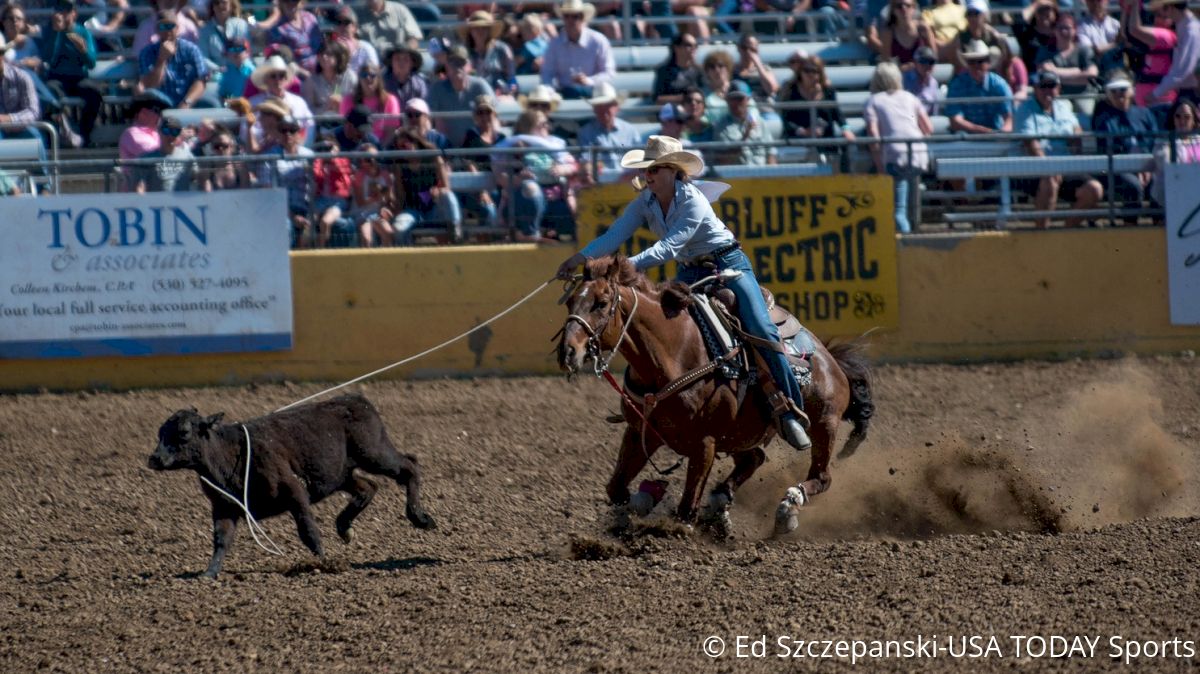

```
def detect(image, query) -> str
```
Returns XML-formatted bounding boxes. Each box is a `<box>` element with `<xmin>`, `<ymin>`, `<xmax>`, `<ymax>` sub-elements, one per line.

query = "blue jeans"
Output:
<box><xmin>675</xmin><ymin>248</ymin><xmax>805</xmax><ymax>412</ymax></box>
<box><xmin>511</xmin><ymin>179</ymin><xmax>546</xmax><ymax>238</ymax></box>
<box><xmin>392</xmin><ymin>190</ymin><xmax>462</xmax><ymax>245</ymax></box>
<box><xmin>886</xmin><ymin>163</ymin><xmax>921</xmax><ymax>234</ymax></box>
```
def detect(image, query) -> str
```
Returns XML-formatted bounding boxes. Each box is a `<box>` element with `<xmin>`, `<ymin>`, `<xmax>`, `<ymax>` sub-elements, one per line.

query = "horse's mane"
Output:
<box><xmin>583</xmin><ymin>256</ymin><xmax>657</xmax><ymax>294</ymax></box>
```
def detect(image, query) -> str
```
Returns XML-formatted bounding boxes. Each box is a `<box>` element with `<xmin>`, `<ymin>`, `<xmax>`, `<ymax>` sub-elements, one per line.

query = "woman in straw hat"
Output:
<box><xmin>555</xmin><ymin>136</ymin><xmax>814</xmax><ymax>452</ymax></box>
<box><xmin>460</xmin><ymin>10</ymin><xmax>516</xmax><ymax>97</ymax></box>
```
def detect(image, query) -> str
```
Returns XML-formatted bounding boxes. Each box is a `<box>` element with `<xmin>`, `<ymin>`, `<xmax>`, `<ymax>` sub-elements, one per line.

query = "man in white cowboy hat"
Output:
<box><xmin>427</xmin><ymin>45</ymin><xmax>493</xmax><ymax>148</ymax></box>
<box><xmin>554</xmin><ymin>135</ymin><xmax>815</xmax><ymax>452</ymax></box>
<box><xmin>138</xmin><ymin>8</ymin><xmax>217</xmax><ymax>109</ymax></box>
<box><xmin>356</xmin><ymin>0</ymin><xmax>423</xmax><ymax>54</ymax></box>
<box><xmin>541</xmin><ymin>0</ymin><xmax>616</xmax><ymax>100</ymax></box>
<box><xmin>249</xmin><ymin>54</ymin><xmax>314</xmax><ymax>141</ymax></box>
<box><xmin>577</xmin><ymin>82</ymin><xmax>642</xmax><ymax>171</ymax></box>
<box><xmin>946</xmin><ymin>38</ymin><xmax>1013</xmax><ymax>133</ymax></box>
<box><xmin>1147</xmin><ymin>0</ymin><xmax>1200</xmax><ymax>104</ymax></box>
<box><xmin>521</xmin><ymin>84</ymin><xmax>562</xmax><ymax>113</ymax></box>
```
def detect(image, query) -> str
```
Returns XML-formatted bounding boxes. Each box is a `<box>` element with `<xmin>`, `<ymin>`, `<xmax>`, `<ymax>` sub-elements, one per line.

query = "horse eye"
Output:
<box><xmin>593</xmin><ymin>299</ymin><xmax>608</xmax><ymax>311</ymax></box>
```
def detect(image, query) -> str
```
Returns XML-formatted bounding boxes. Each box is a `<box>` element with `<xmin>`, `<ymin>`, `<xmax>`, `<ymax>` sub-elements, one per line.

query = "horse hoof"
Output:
<box><xmin>774</xmin><ymin>507</ymin><xmax>800</xmax><ymax>536</ymax></box>
<box><xmin>338</xmin><ymin>528</ymin><xmax>354</xmax><ymax>544</ymax></box>
<box><xmin>628</xmin><ymin>491</ymin><xmax>655</xmax><ymax>517</ymax></box>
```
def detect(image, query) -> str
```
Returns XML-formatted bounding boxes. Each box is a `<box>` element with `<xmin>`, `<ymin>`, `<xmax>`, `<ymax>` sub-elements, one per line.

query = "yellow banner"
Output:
<box><xmin>576</xmin><ymin>175</ymin><xmax>898</xmax><ymax>336</ymax></box>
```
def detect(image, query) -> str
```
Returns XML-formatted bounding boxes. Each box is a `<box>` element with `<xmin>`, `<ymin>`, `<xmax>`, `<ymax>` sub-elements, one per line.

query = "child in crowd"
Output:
<box><xmin>515</xmin><ymin>14</ymin><xmax>549</xmax><ymax>75</ymax></box>
<box><xmin>311</xmin><ymin>139</ymin><xmax>354</xmax><ymax>247</ymax></box>
<box><xmin>349</xmin><ymin>143</ymin><xmax>395</xmax><ymax>246</ymax></box>
<box><xmin>219</xmin><ymin>40</ymin><xmax>255</xmax><ymax>101</ymax></box>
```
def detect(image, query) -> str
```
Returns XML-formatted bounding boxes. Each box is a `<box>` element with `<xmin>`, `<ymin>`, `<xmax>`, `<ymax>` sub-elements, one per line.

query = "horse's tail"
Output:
<box><xmin>827</xmin><ymin>339</ymin><xmax>874</xmax><ymax>460</ymax></box>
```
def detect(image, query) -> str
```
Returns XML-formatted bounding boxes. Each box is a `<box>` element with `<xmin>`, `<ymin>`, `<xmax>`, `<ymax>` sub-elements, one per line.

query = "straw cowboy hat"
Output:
<box><xmin>620</xmin><ymin>135</ymin><xmax>704</xmax><ymax>177</ymax></box>
<box><xmin>521</xmin><ymin>84</ymin><xmax>562</xmax><ymax>111</ymax></box>
<box><xmin>961</xmin><ymin>39</ymin><xmax>998</xmax><ymax>63</ymax></box>
<box><xmin>251</xmin><ymin>54</ymin><xmax>296</xmax><ymax>89</ymax></box>
<box><xmin>555</xmin><ymin>0</ymin><xmax>596</xmax><ymax>22</ymax></box>
<box><xmin>458</xmin><ymin>10</ymin><xmax>504</xmax><ymax>41</ymax></box>
<box><xmin>586</xmin><ymin>82</ymin><xmax>621</xmax><ymax>106</ymax></box>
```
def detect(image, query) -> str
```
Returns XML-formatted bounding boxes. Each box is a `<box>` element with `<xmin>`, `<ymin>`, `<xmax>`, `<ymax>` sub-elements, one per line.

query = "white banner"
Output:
<box><xmin>0</xmin><ymin>189</ymin><xmax>293</xmax><ymax>358</ymax></box>
<box><xmin>1165</xmin><ymin>163</ymin><xmax>1200</xmax><ymax>326</ymax></box>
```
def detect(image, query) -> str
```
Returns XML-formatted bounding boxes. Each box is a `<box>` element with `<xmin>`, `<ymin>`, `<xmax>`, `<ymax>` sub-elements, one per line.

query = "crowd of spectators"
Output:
<box><xmin>0</xmin><ymin>0</ymin><xmax>1198</xmax><ymax>237</ymax></box>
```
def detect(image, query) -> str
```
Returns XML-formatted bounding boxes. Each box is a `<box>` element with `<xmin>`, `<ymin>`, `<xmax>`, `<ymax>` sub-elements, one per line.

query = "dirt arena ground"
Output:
<box><xmin>1</xmin><ymin>355</ymin><xmax>1199</xmax><ymax>672</ymax></box>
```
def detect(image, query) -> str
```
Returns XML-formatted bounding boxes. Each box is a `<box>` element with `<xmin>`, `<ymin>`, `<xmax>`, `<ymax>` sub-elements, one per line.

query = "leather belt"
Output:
<box><xmin>681</xmin><ymin>241</ymin><xmax>741</xmax><ymax>268</ymax></box>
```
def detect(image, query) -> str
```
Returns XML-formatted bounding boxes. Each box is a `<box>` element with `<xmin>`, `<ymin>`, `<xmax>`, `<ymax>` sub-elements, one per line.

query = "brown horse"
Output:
<box><xmin>556</xmin><ymin>256</ymin><xmax>874</xmax><ymax>536</ymax></box>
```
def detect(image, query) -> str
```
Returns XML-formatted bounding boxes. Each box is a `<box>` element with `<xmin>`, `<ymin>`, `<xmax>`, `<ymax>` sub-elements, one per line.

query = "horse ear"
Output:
<box><xmin>605</xmin><ymin>255</ymin><xmax>627</xmax><ymax>282</ymax></box>
<box><xmin>660</xmin><ymin>281</ymin><xmax>693</xmax><ymax>319</ymax></box>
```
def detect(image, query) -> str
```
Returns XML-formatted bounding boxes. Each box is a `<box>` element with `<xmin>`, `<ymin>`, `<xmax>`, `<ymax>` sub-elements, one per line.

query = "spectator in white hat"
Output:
<box><xmin>540</xmin><ymin>0</ymin><xmax>616</xmax><ymax>100</ymax></box>
<box><xmin>577</xmin><ymin>82</ymin><xmax>643</xmax><ymax>171</ymax></box>
<box><xmin>249</xmin><ymin>54</ymin><xmax>314</xmax><ymax>140</ymax></box>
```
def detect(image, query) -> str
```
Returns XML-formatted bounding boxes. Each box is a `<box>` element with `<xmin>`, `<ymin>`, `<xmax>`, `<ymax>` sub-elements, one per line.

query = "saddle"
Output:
<box><xmin>690</xmin><ymin>285</ymin><xmax>814</xmax><ymax>381</ymax></box>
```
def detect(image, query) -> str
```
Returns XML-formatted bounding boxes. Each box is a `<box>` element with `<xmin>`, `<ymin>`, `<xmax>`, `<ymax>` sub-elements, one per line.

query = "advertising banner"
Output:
<box><xmin>577</xmin><ymin>175</ymin><xmax>898</xmax><ymax>335</ymax></box>
<box><xmin>0</xmin><ymin>189</ymin><xmax>293</xmax><ymax>358</ymax></box>
<box><xmin>1164</xmin><ymin>163</ymin><xmax>1200</xmax><ymax>325</ymax></box>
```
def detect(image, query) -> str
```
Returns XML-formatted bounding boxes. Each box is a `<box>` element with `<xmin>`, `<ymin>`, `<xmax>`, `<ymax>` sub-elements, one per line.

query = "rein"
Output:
<box><xmin>561</xmin><ymin>281</ymin><xmax>746</xmax><ymax>477</ymax></box>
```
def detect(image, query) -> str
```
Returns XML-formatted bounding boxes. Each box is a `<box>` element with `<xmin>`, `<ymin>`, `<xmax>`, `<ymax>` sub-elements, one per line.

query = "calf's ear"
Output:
<box><xmin>200</xmin><ymin>413</ymin><xmax>225</xmax><ymax>435</ymax></box>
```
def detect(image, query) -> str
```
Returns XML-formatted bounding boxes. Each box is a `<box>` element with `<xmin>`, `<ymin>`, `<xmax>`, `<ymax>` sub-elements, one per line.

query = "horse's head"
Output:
<box><xmin>556</xmin><ymin>256</ymin><xmax>641</xmax><ymax>375</ymax></box>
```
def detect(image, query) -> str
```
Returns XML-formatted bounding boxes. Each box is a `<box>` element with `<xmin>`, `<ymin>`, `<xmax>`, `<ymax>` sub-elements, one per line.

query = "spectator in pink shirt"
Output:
<box><xmin>118</xmin><ymin>89</ymin><xmax>171</xmax><ymax>191</ymax></box>
<box><xmin>340</xmin><ymin>63</ymin><xmax>401</xmax><ymax>144</ymax></box>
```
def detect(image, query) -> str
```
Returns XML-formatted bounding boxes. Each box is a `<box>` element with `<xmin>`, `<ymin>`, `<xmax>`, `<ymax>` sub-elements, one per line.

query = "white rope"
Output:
<box><xmin>275</xmin><ymin>279</ymin><xmax>554</xmax><ymax>413</ymax></box>
<box><xmin>199</xmin><ymin>424</ymin><xmax>285</xmax><ymax>556</ymax></box>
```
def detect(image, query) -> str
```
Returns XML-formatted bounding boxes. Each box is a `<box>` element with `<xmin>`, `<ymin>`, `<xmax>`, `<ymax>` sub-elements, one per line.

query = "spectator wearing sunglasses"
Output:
<box><xmin>139</xmin><ymin>9</ymin><xmax>216</xmax><ymax>108</ymax></box>
<box><xmin>401</xmin><ymin>97</ymin><xmax>448</xmax><ymax>150</ymax></box>
<box><xmin>329</xmin><ymin>6</ymin><xmax>379</xmax><ymax>75</ymax></box>
<box><xmin>1016</xmin><ymin>70</ymin><xmax>1103</xmax><ymax>228</ymax></box>
<box><xmin>129</xmin><ymin>118</ymin><xmax>199</xmax><ymax>193</ymax></box>
<box><xmin>540</xmin><ymin>0</ymin><xmax>616</xmax><ymax>100</ymax></box>
<box><xmin>198</xmin><ymin>0</ymin><xmax>250</xmax><ymax>86</ymax></box>
<box><xmin>427</xmin><ymin>46</ymin><xmax>493</xmax><ymax>148</ymax></box>
<box><xmin>218</xmin><ymin>40</ymin><xmax>255</xmax><ymax>101</ymax></box>
<box><xmin>249</xmin><ymin>55</ymin><xmax>314</xmax><ymax>140</ymax></box>
<box><xmin>132</xmin><ymin>0</ymin><xmax>198</xmax><ymax>55</ymax></box>
<box><xmin>340</xmin><ymin>63</ymin><xmax>401</xmax><ymax>144</ymax></box>
<box><xmin>259</xmin><ymin>115</ymin><xmax>317</xmax><ymax>247</ymax></box>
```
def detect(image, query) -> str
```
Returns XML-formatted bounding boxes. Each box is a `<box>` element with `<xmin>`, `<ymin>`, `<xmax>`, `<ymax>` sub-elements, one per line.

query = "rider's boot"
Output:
<box><xmin>779</xmin><ymin>412</ymin><xmax>812</xmax><ymax>452</ymax></box>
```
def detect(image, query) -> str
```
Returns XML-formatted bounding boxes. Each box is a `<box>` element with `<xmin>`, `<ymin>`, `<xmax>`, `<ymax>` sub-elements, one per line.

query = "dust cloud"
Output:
<box><xmin>736</xmin><ymin>360</ymin><xmax>1197</xmax><ymax>540</ymax></box>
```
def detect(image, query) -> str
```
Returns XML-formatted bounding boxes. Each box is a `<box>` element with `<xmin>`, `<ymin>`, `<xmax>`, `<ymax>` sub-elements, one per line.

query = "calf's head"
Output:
<box><xmin>148</xmin><ymin>409</ymin><xmax>225</xmax><ymax>471</ymax></box>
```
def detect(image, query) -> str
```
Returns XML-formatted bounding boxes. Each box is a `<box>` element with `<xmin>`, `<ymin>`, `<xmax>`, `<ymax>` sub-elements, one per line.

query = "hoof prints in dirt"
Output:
<box><xmin>567</xmin><ymin>515</ymin><xmax>699</xmax><ymax>561</ymax></box>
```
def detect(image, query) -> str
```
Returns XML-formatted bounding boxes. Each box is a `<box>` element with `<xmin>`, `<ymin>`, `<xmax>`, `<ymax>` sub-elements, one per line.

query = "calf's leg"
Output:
<box><xmin>357</xmin><ymin>443</ymin><xmax>436</xmax><ymax>530</ymax></box>
<box><xmin>335</xmin><ymin>472</ymin><xmax>378</xmax><ymax>544</ymax></box>
<box><xmin>204</xmin><ymin>513</ymin><xmax>239</xmax><ymax>579</ymax></box>
<box><xmin>281</xmin><ymin>481</ymin><xmax>324</xmax><ymax>557</ymax></box>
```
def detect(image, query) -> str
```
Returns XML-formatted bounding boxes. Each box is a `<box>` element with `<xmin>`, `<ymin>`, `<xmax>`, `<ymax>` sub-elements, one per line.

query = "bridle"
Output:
<box><xmin>559</xmin><ymin>278</ymin><xmax>640</xmax><ymax>377</ymax></box>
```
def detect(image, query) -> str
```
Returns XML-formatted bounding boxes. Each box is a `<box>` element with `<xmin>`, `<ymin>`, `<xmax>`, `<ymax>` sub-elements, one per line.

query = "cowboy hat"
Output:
<box><xmin>251</xmin><ymin>54</ymin><xmax>295</xmax><ymax>89</ymax></box>
<box><xmin>254</xmin><ymin>97</ymin><xmax>291</xmax><ymax>119</ymax></box>
<box><xmin>620</xmin><ymin>135</ymin><xmax>704</xmax><ymax>177</ymax></box>
<box><xmin>457</xmin><ymin>10</ymin><xmax>504</xmax><ymax>41</ymax></box>
<box><xmin>521</xmin><ymin>84</ymin><xmax>562</xmax><ymax>111</ymax></box>
<box><xmin>385</xmin><ymin>45</ymin><xmax>424</xmax><ymax>73</ymax></box>
<box><xmin>555</xmin><ymin>0</ymin><xmax>596</xmax><ymax>22</ymax></box>
<box><xmin>961</xmin><ymin>39</ymin><xmax>998</xmax><ymax>62</ymax></box>
<box><xmin>586</xmin><ymin>82</ymin><xmax>620</xmax><ymax>106</ymax></box>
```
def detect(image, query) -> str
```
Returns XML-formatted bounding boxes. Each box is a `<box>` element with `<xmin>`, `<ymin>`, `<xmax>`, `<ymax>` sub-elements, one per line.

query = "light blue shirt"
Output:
<box><xmin>576</xmin><ymin>118</ymin><xmax>643</xmax><ymax>169</ymax></box>
<box><xmin>540</xmin><ymin>28</ymin><xmax>615</xmax><ymax>88</ymax></box>
<box><xmin>1015</xmin><ymin>97</ymin><xmax>1078</xmax><ymax>156</ymax></box>
<box><xmin>580</xmin><ymin>180</ymin><xmax>735</xmax><ymax>271</ymax></box>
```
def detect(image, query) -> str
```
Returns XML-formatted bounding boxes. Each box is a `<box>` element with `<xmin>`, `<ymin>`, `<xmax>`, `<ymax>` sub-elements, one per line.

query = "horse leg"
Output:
<box><xmin>606</xmin><ymin>425</ymin><xmax>661</xmax><ymax>508</ymax></box>
<box><xmin>677</xmin><ymin>437</ymin><xmax>716</xmax><ymax>523</ymax></box>
<box><xmin>775</xmin><ymin>414</ymin><xmax>838</xmax><ymax>536</ymax></box>
<box><xmin>704</xmin><ymin>447</ymin><xmax>766</xmax><ymax>540</ymax></box>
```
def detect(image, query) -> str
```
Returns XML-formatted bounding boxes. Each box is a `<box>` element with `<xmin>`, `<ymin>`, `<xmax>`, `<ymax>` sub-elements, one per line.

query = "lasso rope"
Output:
<box><xmin>199</xmin><ymin>424</ymin><xmax>285</xmax><ymax>556</ymax></box>
<box><xmin>275</xmin><ymin>279</ymin><xmax>554</xmax><ymax>413</ymax></box>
